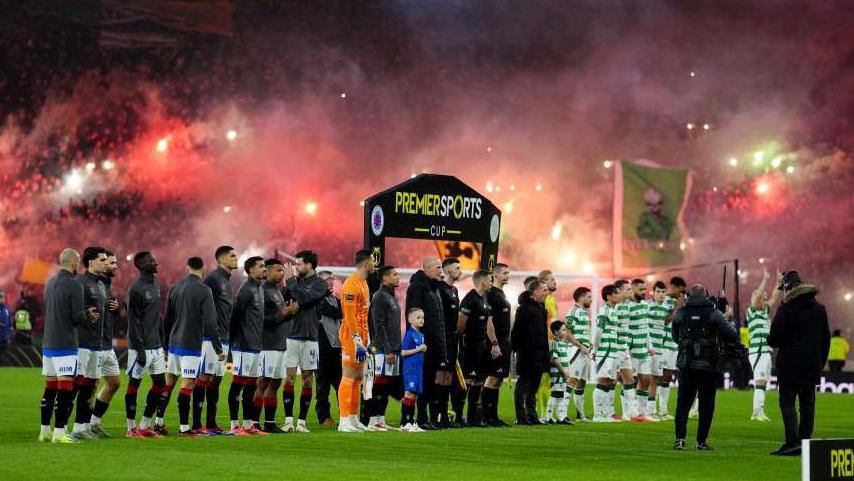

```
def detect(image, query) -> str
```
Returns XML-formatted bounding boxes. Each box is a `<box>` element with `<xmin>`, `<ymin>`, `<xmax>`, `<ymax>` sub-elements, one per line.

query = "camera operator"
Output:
<box><xmin>768</xmin><ymin>271</ymin><xmax>830</xmax><ymax>456</ymax></box>
<box><xmin>672</xmin><ymin>284</ymin><xmax>738</xmax><ymax>451</ymax></box>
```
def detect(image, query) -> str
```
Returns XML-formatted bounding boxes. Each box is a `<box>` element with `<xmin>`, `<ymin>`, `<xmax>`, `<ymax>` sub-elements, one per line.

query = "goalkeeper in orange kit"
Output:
<box><xmin>337</xmin><ymin>250</ymin><xmax>376</xmax><ymax>433</ymax></box>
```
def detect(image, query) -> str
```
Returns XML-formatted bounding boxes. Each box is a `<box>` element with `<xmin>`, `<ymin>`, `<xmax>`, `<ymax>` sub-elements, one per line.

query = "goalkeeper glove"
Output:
<box><xmin>354</xmin><ymin>335</ymin><xmax>368</xmax><ymax>362</ymax></box>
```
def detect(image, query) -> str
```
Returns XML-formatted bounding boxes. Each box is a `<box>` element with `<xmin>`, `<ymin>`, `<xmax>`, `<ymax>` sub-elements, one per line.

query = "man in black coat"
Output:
<box><xmin>511</xmin><ymin>280</ymin><xmax>550</xmax><ymax>425</ymax></box>
<box><xmin>405</xmin><ymin>258</ymin><xmax>447</xmax><ymax>429</ymax></box>
<box><xmin>671</xmin><ymin>285</ymin><xmax>738</xmax><ymax>451</ymax></box>
<box><xmin>768</xmin><ymin>271</ymin><xmax>831</xmax><ymax>456</ymax></box>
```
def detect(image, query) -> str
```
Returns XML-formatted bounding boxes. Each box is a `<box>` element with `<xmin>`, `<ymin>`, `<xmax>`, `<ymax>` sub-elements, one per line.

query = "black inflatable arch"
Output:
<box><xmin>363</xmin><ymin>174</ymin><xmax>501</xmax><ymax>270</ymax></box>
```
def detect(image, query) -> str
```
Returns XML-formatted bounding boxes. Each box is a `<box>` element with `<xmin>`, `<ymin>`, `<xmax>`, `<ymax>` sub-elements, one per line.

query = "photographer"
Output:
<box><xmin>768</xmin><ymin>271</ymin><xmax>830</xmax><ymax>456</ymax></box>
<box><xmin>672</xmin><ymin>285</ymin><xmax>738</xmax><ymax>451</ymax></box>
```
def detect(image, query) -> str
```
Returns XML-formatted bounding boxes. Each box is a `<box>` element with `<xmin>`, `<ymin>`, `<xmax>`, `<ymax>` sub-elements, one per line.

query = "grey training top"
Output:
<box><xmin>126</xmin><ymin>274</ymin><xmax>163</xmax><ymax>350</ymax></box>
<box><xmin>164</xmin><ymin>274</ymin><xmax>219</xmax><ymax>355</ymax></box>
<box><xmin>285</xmin><ymin>274</ymin><xmax>328</xmax><ymax>340</ymax></box>
<box><xmin>262</xmin><ymin>281</ymin><xmax>292</xmax><ymax>351</ymax></box>
<box><xmin>370</xmin><ymin>284</ymin><xmax>402</xmax><ymax>353</ymax></box>
<box><xmin>78</xmin><ymin>271</ymin><xmax>107</xmax><ymax>349</ymax></box>
<box><xmin>203</xmin><ymin>267</ymin><xmax>233</xmax><ymax>342</ymax></box>
<box><xmin>43</xmin><ymin>270</ymin><xmax>86</xmax><ymax>352</ymax></box>
<box><xmin>230</xmin><ymin>278</ymin><xmax>264</xmax><ymax>352</ymax></box>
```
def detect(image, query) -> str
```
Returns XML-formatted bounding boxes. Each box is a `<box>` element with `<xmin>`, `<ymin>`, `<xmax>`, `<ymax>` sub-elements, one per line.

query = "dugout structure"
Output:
<box><xmin>363</xmin><ymin>174</ymin><xmax>502</xmax><ymax>270</ymax></box>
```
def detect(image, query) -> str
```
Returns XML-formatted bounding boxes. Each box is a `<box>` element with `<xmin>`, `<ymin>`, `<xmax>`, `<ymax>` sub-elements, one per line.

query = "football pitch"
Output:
<box><xmin>1</xmin><ymin>368</ymin><xmax>852</xmax><ymax>481</ymax></box>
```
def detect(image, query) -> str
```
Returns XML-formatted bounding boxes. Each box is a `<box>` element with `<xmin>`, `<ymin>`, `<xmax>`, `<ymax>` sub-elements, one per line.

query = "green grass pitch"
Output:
<box><xmin>1</xmin><ymin>368</ymin><xmax>852</xmax><ymax>480</ymax></box>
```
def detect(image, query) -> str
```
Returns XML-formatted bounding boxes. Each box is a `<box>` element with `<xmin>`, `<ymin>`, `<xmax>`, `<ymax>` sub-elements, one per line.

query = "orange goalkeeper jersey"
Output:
<box><xmin>340</xmin><ymin>274</ymin><xmax>370</xmax><ymax>351</ymax></box>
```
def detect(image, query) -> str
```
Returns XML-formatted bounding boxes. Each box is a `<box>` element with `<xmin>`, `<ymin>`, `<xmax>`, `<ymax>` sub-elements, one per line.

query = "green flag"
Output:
<box><xmin>613</xmin><ymin>160</ymin><xmax>692</xmax><ymax>271</ymax></box>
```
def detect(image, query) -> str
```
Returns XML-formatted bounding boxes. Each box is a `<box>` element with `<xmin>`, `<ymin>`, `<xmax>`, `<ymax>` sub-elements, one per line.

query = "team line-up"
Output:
<box><xmin>36</xmin><ymin>245</ymin><xmax>775</xmax><ymax>442</ymax></box>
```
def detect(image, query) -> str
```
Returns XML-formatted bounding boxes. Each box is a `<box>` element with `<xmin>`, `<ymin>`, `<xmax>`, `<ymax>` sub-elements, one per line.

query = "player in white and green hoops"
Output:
<box><xmin>565</xmin><ymin>287</ymin><xmax>592</xmax><ymax>420</ymax></box>
<box><xmin>546</xmin><ymin>321</ymin><xmax>574</xmax><ymax>424</ymax></box>
<box><xmin>613</xmin><ymin>280</ymin><xmax>637</xmax><ymax>421</ymax></box>
<box><xmin>748</xmin><ymin>270</ymin><xmax>782</xmax><ymax>421</ymax></box>
<box><xmin>627</xmin><ymin>279</ymin><xmax>656</xmax><ymax>421</ymax></box>
<box><xmin>591</xmin><ymin>284</ymin><xmax>622</xmax><ymax>423</ymax></box>
<box><xmin>646</xmin><ymin>281</ymin><xmax>670</xmax><ymax>420</ymax></box>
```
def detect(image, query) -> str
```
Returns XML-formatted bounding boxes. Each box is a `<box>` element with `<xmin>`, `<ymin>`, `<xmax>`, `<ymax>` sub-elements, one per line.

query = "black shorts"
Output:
<box><xmin>460</xmin><ymin>336</ymin><xmax>487</xmax><ymax>380</ymax></box>
<box><xmin>485</xmin><ymin>341</ymin><xmax>511</xmax><ymax>378</ymax></box>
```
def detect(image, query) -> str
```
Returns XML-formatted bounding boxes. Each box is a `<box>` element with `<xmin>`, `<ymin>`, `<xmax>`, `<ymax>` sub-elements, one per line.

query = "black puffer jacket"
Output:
<box><xmin>768</xmin><ymin>284</ymin><xmax>830</xmax><ymax>385</ymax></box>
<box><xmin>511</xmin><ymin>291</ymin><xmax>550</xmax><ymax>374</ymax></box>
<box><xmin>405</xmin><ymin>270</ymin><xmax>447</xmax><ymax>364</ymax></box>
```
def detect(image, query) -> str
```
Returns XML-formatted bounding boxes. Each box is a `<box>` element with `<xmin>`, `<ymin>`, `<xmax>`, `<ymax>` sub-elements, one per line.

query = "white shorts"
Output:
<box><xmin>202</xmin><ymin>340</ymin><xmax>228</xmax><ymax>376</ymax></box>
<box><xmin>615</xmin><ymin>350</ymin><xmax>633</xmax><ymax>372</ymax></box>
<box><xmin>42</xmin><ymin>349</ymin><xmax>78</xmax><ymax>377</ymax></box>
<box><xmin>569</xmin><ymin>348</ymin><xmax>591</xmax><ymax>381</ymax></box>
<box><xmin>167</xmin><ymin>350</ymin><xmax>203</xmax><ymax>379</ymax></box>
<box><xmin>77</xmin><ymin>348</ymin><xmax>101</xmax><ymax>379</ymax></box>
<box><xmin>127</xmin><ymin>348</ymin><xmax>167</xmax><ymax>379</ymax></box>
<box><xmin>284</xmin><ymin>339</ymin><xmax>318</xmax><ymax>371</ymax></box>
<box><xmin>99</xmin><ymin>349</ymin><xmax>121</xmax><ymax>377</ymax></box>
<box><xmin>658</xmin><ymin>350</ymin><xmax>677</xmax><ymax>372</ymax></box>
<box><xmin>260</xmin><ymin>350</ymin><xmax>287</xmax><ymax>379</ymax></box>
<box><xmin>594</xmin><ymin>352</ymin><xmax>618</xmax><ymax>380</ymax></box>
<box><xmin>750</xmin><ymin>352</ymin><xmax>772</xmax><ymax>382</ymax></box>
<box><xmin>373</xmin><ymin>352</ymin><xmax>401</xmax><ymax>377</ymax></box>
<box><xmin>232</xmin><ymin>350</ymin><xmax>261</xmax><ymax>378</ymax></box>
<box><xmin>631</xmin><ymin>356</ymin><xmax>652</xmax><ymax>376</ymax></box>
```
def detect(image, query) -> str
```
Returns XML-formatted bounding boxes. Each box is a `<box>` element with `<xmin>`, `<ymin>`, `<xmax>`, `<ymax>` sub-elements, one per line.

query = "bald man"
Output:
<box><xmin>405</xmin><ymin>258</ymin><xmax>448</xmax><ymax>429</ymax></box>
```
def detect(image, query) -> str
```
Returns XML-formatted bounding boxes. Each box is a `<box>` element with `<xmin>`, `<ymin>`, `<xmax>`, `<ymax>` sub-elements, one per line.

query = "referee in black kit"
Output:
<box><xmin>671</xmin><ymin>284</ymin><xmax>738</xmax><ymax>451</ymax></box>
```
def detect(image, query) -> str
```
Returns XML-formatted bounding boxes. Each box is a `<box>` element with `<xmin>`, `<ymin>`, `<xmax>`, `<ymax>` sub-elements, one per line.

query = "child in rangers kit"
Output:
<box><xmin>400</xmin><ymin>308</ymin><xmax>427</xmax><ymax>432</ymax></box>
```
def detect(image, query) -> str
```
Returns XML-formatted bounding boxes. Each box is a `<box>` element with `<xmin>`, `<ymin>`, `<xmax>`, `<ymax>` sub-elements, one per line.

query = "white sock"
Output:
<box><xmin>73</xmin><ymin>423</ymin><xmax>86</xmax><ymax>433</ymax></box>
<box><xmin>636</xmin><ymin>392</ymin><xmax>648</xmax><ymax>416</ymax></box>
<box><xmin>753</xmin><ymin>387</ymin><xmax>766</xmax><ymax>415</ymax></box>
<box><xmin>84</xmin><ymin>422</ymin><xmax>91</xmax><ymax>431</ymax></box>
<box><xmin>647</xmin><ymin>397</ymin><xmax>656</xmax><ymax>416</ymax></box>
<box><xmin>369</xmin><ymin>416</ymin><xmax>379</xmax><ymax>426</ymax></box>
<box><xmin>608</xmin><ymin>389</ymin><xmax>616</xmax><ymax>417</ymax></box>
<box><xmin>574</xmin><ymin>390</ymin><xmax>586</xmax><ymax>419</ymax></box>
<box><xmin>243</xmin><ymin>419</ymin><xmax>253</xmax><ymax>429</ymax></box>
<box><xmin>140</xmin><ymin>417</ymin><xmax>152</xmax><ymax>429</ymax></box>
<box><xmin>179</xmin><ymin>424</ymin><xmax>190</xmax><ymax>433</ymax></box>
<box><xmin>126</xmin><ymin>419</ymin><xmax>136</xmax><ymax>431</ymax></box>
<box><xmin>297</xmin><ymin>419</ymin><xmax>306</xmax><ymax>427</ymax></box>
<box><xmin>230</xmin><ymin>420</ymin><xmax>239</xmax><ymax>430</ymax></box>
<box><xmin>593</xmin><ymin>388</ymin><xmax>606</xmax><ymax>418</ymax></box>
<box><xmin>53</xmin><ymin>427</ymin><xmax>67</xmax><ymax>438</ymax></box>
<box><xmin>546</xmin><ymin>397</ymin><xmax>557</xmax><ymax>420</ymax></box>
<box><xmin>557</xmin><ymin>398</ymin><xmax>569</xmax><ymax>421</ymax></box>
<box><xmin>285</xmin><ymin>416</ymin><xmax>294</xmax><ymax>424</ymax></box>
<box><xmin>154</xmin><ymin>417</ymin><xmax>164</xmax><ymax>427</ymax></box>
<box><xmin>90</xmin><ymin>415</ymin><xmax>101</xmax><ymax>426</ymax></box>
<box><xmin>622</xmin><ymin>386</ymin><xmax>636</xmax><ymax>418</ymax></box>
<box><xmin>41</xmin><ymin>425</ymin><xmax>52</xmax><ymax>435</ymax></box>
<box><xmin>658</xmin><ymin>386</ymin><xmax>670</xmax><ymax>415</ymax></box>
<box><xmin>351</xmin><ymin>415</ymin><xmax>362</xmax><ymax>426</ymax></box>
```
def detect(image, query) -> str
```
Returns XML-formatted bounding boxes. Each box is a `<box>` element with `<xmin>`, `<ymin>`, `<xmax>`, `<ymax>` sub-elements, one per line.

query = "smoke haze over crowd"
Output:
<box><xmin>0</xmin><ymin>1</ymin><xmax>851</xmax><ymax>327</ymax></box>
